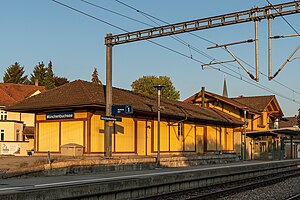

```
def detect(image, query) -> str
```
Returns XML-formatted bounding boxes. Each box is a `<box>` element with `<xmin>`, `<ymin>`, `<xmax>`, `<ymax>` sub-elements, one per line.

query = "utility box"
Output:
<box><xmin>60</xmin><ymin>143</ymin><xmax>84</xmax><ymax>157</ymax></box>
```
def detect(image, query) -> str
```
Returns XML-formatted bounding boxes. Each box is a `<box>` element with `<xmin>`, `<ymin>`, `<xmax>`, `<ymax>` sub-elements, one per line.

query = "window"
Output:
<box><xmin>0</xmin><ymin>111</ymin><xmax>7</xmax><ymax>121</ymax></box>
<box><xmin>0</xmin><ymin>130</ymin><xmax>4</xmax><ymax>141</ymax></box>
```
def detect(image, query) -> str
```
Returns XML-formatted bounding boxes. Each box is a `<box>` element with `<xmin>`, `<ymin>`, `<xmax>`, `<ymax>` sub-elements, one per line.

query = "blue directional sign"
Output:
<box><xmin>100</xmin><ymin>116</ymin><xmax>122</xmax><ymax>122</ymax></box>
<box><xmin>112</xmin><ymin>105</ymin><xmax>133</xmax><ymax>115</ymax></box>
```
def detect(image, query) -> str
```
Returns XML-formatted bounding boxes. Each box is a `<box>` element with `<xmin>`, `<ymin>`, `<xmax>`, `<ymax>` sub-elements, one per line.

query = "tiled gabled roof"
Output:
<box><xmin>0</xmin><ymin>83</ymin><xmax>46</xmax><ymax>106</ymax></box>
<box><xmin>279</xmin><ymin>116</ymin><xmax>298</xmax><ymax>128</ymax></box>
<box><xmin>231</xmin><ymin>95</ymin><xmax>275</xmax><ymax>112</ymax></box>
<box><xmin>231</xmin><ymin>95</ymin><xmax>283</xmax><ymax>117</ymax></box>
<box><xmin>6</xmin><ymin>80</ymin><xmax>243</xmax><ymax>126</ymax></box>
<box><xmin>184</xmin><ymin>90</ymin><xmax>260</xmax><ymax>114</ymax></box>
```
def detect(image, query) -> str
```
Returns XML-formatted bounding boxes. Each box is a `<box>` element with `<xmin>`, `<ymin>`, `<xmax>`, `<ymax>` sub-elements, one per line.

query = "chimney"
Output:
<box><xmin>223</xmin><ymin>78</ymin><xmax>228</xmax><ymax>97</ymax></box>
<box><xmin>35</xmin><ymin>79</ymin><xmax>39</xmax><ymax>86</ymax></box>
<box><xmin>201</xmin><ymin>87</ymin><xmax>205</xmax><ymax>107</ymax></box>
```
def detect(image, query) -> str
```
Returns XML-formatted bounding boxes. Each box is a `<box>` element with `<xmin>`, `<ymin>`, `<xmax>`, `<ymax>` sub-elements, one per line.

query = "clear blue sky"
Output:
<box><xmin>1</xmin><ymin>0</ymin><xmax>299</xmax><ymax>116</ymax></box>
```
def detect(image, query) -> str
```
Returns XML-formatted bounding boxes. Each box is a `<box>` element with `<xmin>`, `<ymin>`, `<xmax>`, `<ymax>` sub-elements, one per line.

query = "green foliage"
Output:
<box><xmin>3</xmin><ymin>62</ymin><xmax>29</xmax><ymax>84</ymax></box>
<box><xmin>45</xmin><ymin>61</ymin><xmax>56</xmax><ymax>89</ymax></box>
<box><xmin>54</xmin><ymin>76</ymin><xmax>69</xmax><ymax>87</ymax></box>
<box><xmin>298</xmin><ymin>109</ymin><xmax>300</xmax><ymax>127</ymax></box>
<box><xmin>30</xmin><ymin>62</ymin><xmax>47</xmax><ymax>86</ymax></box>
<box><xmin>91</xmin><ymin>68</ymin><xmax>102</xmax><ymax>85</ymax></box>
<box><xmin>131</xmin><ymin>75</ymin><xmax>180</xmax><ymax>100</ymax></box>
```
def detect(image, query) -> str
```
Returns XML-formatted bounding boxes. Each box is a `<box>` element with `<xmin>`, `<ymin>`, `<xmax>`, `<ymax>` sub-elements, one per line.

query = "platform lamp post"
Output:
<box><xmin>154</xmin><ymin>85</ymin><xmax>164</xmax><ymax>168</ymax></box>
<box><xmin>243</xmin><ymin>107</ymin><xmax>248</xmax><ymax>161</ymax></box>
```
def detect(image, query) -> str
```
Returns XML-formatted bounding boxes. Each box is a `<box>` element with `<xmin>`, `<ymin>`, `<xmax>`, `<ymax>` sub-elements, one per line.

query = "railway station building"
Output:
<box><xmin>184</xmin><ymin>88</ymin><xmax>300</xmax><ymax>160</ymax></box>
<box><xmin>6</xmin><ymin>80</ymin><xmax>244</xmax><ymax>157</ymax></box>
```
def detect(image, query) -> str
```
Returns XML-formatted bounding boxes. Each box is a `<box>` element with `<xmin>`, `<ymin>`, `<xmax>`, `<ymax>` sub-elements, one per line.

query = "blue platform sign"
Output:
<box><xmin>46</xmin><ymin>111</ymin><xmax>74</xmax><ymax>120</ymax></box>
<box><xmin>100</xmin><ymin>116</ymin><xmax>122</xmax><ymax>122</ymax></box>
<box><xmin>112</xmin><ymin>105</ymin><xmax>133</xmax><ymax>115</ymax></box>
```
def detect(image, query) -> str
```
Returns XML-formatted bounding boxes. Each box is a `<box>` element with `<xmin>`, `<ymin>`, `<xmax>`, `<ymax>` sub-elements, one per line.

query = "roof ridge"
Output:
<box><xmin>231</xmin><ymin>94</ymin><xmax>275</xmax><ymax>99</ymax></box>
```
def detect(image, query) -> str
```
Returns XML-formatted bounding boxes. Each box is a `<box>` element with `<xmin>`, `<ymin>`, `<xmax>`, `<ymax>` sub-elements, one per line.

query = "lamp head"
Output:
<box><xmin>154</xmin><ymin>85</ymin><xmax>165</xmax><ymax>91</ymax></box>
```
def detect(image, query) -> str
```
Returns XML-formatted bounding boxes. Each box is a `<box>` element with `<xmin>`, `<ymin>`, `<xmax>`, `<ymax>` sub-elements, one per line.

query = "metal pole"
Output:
<box><xmin>243</xmin><ymin>109</ymin><xmax>247</xmax><ymax>160</ymax></box>
<box><xmin>154</xmin><ymin>85</ymin><xmax>164</xmax><ymax>167</ymax></box>
<box><xmin>291</xmin><ymin>136</ymin><xmax>293</xmax><ymax>159</ymax></box>
<box><xmin>224</xmin><ymin>47</ymin><xmax>256</xmax><ymax>80</ymax></box>
<box><xmin>254</xmin><ymin>7</ymin><xmax>259</xmax><ymax>81</ymax></box>
<box><xmin>105</xmin><ymin>33</ymin><xmax>113</xmax><ymax>157</ymax></box>
<box><xmin>157</xmin><ymin>88</ymin><xmax>161</xmax><ymax>167</ymax></box>
<box><xmin>268</xmin><ymin>6</ymin><xmax>273</xmax><ymax>80</ymax></box>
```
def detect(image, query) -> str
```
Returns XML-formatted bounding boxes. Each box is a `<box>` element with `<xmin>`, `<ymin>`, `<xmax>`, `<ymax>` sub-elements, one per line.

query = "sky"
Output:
<box><xmin>1</xmin><ymin>0</ymin><xmax>299</xmax><ymax>116</ymax></box>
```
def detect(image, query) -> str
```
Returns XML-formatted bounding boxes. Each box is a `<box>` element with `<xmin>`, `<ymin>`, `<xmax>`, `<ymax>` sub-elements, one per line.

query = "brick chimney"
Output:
<box><xmin>35</xmin><ymin>79</ymin><xmax>38</xmax><ymax>86</ymax></box>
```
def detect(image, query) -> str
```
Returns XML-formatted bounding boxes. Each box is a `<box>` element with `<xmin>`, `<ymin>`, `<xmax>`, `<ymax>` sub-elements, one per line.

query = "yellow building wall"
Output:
<box><xmin>210</xmin><ymin>103</ymin><xmax>241</xmax><ymax>119</ymax></box>
<box><xmin>114</xmin><ymin>117</ymin><xmax>135</xmax><ymax>152</ymax></box>
<box><xmin>36</xmin><ymin>114</ymin><xmax>46</xmax><ymax>121</ymax></box>
<box><xmin>234</xmin><ymin>129</ymin><xmax>242</xmax><ymax>156</ymax></box>
<box><xmin>153</xmin><ymin>121</ymin><xmax>169</xmax><ymax>152</ymax></box>
<box><xmin>216</xmin><ymin>126</ymin><xmax>221</xmax><ymax>151</ymax></box>
<box><xmin>7</xmin><ymin>111</ymin><xmax>20</xmax><ymax>121</ymax></box>
<box><xmin>21</xmin><ymin>113</ymin><xmax>35</xmax><ymax>126</ymax></box>
<box><xmin>220</xmin><ymin>127</ymin><xmax>226</xmax><ymax>151</ymax></box>
<box><xmin>136</xmin><ymin>120</ymin><xmax>152</xmax><ymax>155</ymax></box>
<box><xmin>184</xmin><ymin>123</ymin><xmax>195</xmax><ymax>151</ymax></box>
<box><xmin>196</xmin><ymin>126</ymin><xmax>204</xmax><ymax>154</ymax></box>
<box><xmin>74</xmin><ymin>112</ymin><xmax>87</xmax><ymax>119</ymax></box>
<box><xmin>226</xmin><ymin>128</ymin><xmax>234</xmax><ymax>151</ymax></box>
<box><xmin>38</xmin><ymin>122</ymin><xmax>59</xmax><ymax>152</ymax></box>
<box><xmin>170</xmin><ymin>122</ymin><xmax>183</xmax><ymax>151</ymax></box>
<box><xmin>90</xmin><ymin>113</ymin><xmax>104</xmax><ymax>152</ymax></box>
<box><xmin>207</xmin><ymin>126</ymin><xmax>217</xmax><ymax>151</ymax></box>
<box><xmin>0</xmin><ymin>122</ymin><xmax>23</xmax><ymax>141</ymax></box>
<box><xmin>61</xmin><ymin>121</ymin><xmax>84</xmax><ymax>146</ymax></box>
<box><xmin>252</xmin><ymin>113</ymin><xmax>269</xmax><ymax>131</ymax></box>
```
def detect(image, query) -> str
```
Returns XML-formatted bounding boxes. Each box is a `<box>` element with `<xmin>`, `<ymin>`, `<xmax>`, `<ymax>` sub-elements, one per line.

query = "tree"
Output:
<box><xmin>54</xmin><ymin>76</ymin><xmax>69</xmax><ymax>87</ymax></box>
<box><xmin>3</xmin><ymin>62</ymin><xmax>29</xmax><ymax>84</ymax></box>
<box><xmin>131</xmin><ymin>75</ymin><xmax>180</xmax><ymax>100</ymax></box>
<box><xmin>45</xmin><ymin>60</ymin><xmax>56</xmax><ymax>89</ymax></box>
<box><xmin>91</xmin><ymin>68</ymin><xmax>102</xmax><ymax>85</ymax></box>
<box><xmin>30</xmin><ymin>62</ymin><xmax>47</xmax><ymax>86</ymax></box>
<box><xmin>298</xmin><ymin>109</ymin><xmax>300</xmax><ymax>127</ymax></box>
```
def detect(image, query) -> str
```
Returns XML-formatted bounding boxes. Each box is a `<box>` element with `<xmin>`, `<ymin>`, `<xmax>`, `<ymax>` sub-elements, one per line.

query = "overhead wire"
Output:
<box><xmin>266</xmin><ymin>0</ymin><xmax>300</xmax><ymax>35</ymax></box>
<box><xmin>114</xmin><ymin>0</ymin><xmax>300</xmax><ymax>97</ymax></box>
<box><xmin>51</xmin><ymin>0</ymin><xmax>127</xmax><ymax>32</ymax></box>
<box><xmin>51</xmin><ymin>0</ymin><xmax>300</xmax><ymax>105</ymax></box>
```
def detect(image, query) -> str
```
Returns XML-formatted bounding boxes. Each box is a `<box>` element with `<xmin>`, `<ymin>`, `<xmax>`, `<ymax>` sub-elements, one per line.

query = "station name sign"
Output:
<box><xmin>46</xmin><ymin>111</ymin><xmax>74</xmax><ymax>120</ymax></box>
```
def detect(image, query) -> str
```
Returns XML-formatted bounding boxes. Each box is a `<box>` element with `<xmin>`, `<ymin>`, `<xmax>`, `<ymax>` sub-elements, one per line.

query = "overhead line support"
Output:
<box><xmin>103</xmin><ymin>1</ymin><xmax>299</xmax><ymax>157</ymax></box>
<box><xmin>105</xmin><ymin>1</ymin><xmax>299</xmax><ymax>46</ymax></box>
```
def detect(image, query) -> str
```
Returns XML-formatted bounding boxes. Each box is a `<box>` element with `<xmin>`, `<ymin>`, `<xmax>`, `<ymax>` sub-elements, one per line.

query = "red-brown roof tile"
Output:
<box><xmin>184</xmin><ymin>90</ymin><xmax>260</xmax><ymax>114</ymax></box>
<box><xmin>6</xmin><ymin>80</ymin><xmax>243</xmax><ymax>126</ymax></box>
<box><xmin>0</xmin><ymin>83</ymin><xmax>46</xmax><ymax>106</ymax></box>
<box><xmin>279</xmin><ymin>116</ymin><xmax>298</xmax><ymax>128</ymax></box>
<box><xmin>231</xmin><ymin>95</ymin><xmax>275</xmax><ymax>112</ymax></box>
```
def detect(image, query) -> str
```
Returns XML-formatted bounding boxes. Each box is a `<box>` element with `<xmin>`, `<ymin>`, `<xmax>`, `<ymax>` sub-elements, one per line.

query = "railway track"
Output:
<box><xmin>138</xmin><ymin>169</ymin><xmax>300</xmax><ymax>200</ymax></box>
<box><xmin>286</xmin><ymin>193</ymin><xmax>300</xmax><ymax>200</ymax></box>
<box><xmin>1</xmin><ymin>160</ymin><xmax>300</xmax><ymax>199</ymax></box>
